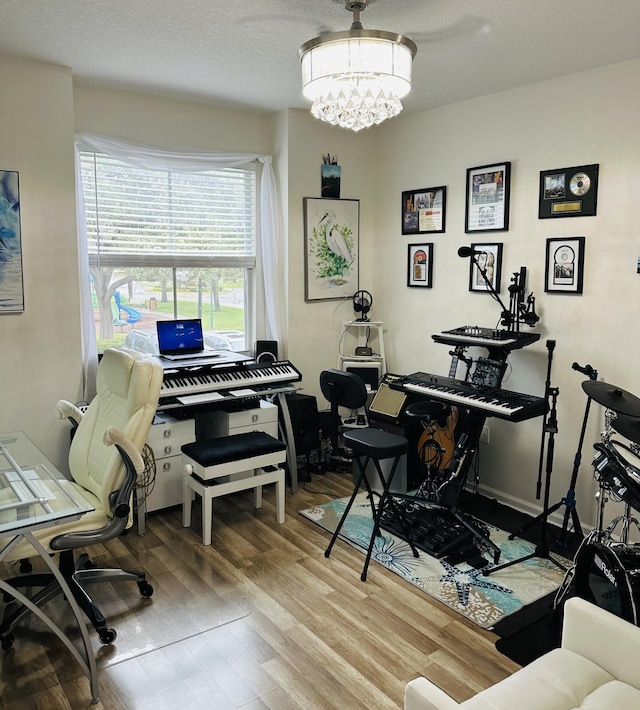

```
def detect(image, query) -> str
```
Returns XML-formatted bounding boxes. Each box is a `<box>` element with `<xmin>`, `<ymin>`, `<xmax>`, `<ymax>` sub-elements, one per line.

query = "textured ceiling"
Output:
<box><xmin>1</xmin><ymin>0</ymin><xmax>640</xmax><ymax>116</ymax></box>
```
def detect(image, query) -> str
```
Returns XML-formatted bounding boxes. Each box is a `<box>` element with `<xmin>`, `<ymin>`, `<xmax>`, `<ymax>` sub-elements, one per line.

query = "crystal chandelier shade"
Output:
<box><xmin>299</xmin><ymin>4</ymin><xmax>417</xmax><ymax>132</ymax></box>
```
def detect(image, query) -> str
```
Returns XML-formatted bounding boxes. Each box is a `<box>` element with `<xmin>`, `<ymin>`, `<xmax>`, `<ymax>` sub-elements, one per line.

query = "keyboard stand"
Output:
<box><xmin>412</xmin><ymin>409</ymin><xmax>502</xmax><ymax>563</ymax></box>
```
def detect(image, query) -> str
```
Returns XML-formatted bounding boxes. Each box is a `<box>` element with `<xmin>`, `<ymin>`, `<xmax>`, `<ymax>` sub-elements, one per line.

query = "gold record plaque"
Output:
<box><xmin>538</xmin><ymin>164</ymin><xmax>599</xmax><ymax>218</ymax></box>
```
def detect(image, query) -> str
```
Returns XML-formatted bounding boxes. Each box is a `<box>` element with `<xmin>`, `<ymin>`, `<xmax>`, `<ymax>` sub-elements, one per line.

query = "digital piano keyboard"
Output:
<box><xmin>398</xmin><ymin>372</ymin><xmax>546</xmax><ymax>422</ymax></box>
<box><xmin>432</xmin><ymin>326</ymin><xmax>540</xmax><ymax>351</ymax></box>
<box><xmin>159</xmin><ymin>360</ymin><xmax>302</xmax><ymax>403</ymax></box>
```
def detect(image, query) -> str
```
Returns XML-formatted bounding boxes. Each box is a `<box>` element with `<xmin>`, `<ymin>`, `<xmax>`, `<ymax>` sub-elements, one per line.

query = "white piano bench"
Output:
<box><xmin>181</xmin><ymin>431</ymin><xmax>287</xmax><ymax>545</ymax></box>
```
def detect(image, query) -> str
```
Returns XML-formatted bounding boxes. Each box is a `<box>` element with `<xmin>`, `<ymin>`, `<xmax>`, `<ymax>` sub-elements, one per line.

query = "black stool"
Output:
<box><xmin>324</xmin><ymin>427</ymin><xmax>419</xmax><ymax>581</ymax></box>
<box><xmin>404</xmin><ymin>401</ymin><xmax>451</xmax><ymax>501</ymax></box>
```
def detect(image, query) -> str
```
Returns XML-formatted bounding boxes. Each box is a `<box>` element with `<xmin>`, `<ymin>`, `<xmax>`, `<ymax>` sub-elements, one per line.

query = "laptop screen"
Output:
<box><xmin>156</xmin><ymin>319</ymin><xmax>205</xmax><ymax>356</ymax></box>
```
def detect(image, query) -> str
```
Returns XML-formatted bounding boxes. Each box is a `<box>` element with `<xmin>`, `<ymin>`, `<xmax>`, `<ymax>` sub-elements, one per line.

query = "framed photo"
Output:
<box><xmin>544</xmin><ymin>237</ymin><xmax>586</xmax><ymax>294</ymax></box>
<box><xmin>465</xmin><ymin>162</ymin><xmax>511</xmax><ymax>233</ymax></box>
<box><xmin>304</xmin><ymin>197</ymin><xmax>359</xmax><ymax>301</ymax></box>
<box><xmin>402</xmin><ymin>186</ymin><xmax>446</xmax><ymax>234</ymax></box>
<box><xmin>0</xmin><ymin>169</ymin><xmax>24</xmax><ymax>313</ymax></box>
<box><xmin>539</xmin><ymin>164</ymin><xmax>599</xmax><ymax>218</ymax></box>
<box><xmin>407</xmin><ymin>243</ymin><xmax>434</xmax><ymax>288</ymax></box>
<box><xmin>469</xmin><ymin>243</ymin><xmax>503</xmax><ymax>293</ymax></box>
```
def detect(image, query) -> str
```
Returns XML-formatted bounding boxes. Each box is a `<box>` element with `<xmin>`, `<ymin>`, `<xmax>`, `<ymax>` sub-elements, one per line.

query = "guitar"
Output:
<box><xmin>416</xmin><ymin>347</ymin><xmax>466</xmax><ymax>471</ymax></box>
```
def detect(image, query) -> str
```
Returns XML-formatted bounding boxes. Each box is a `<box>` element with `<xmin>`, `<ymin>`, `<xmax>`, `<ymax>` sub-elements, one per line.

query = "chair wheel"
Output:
<box><xmin>98</xmin><ymin>627</ymin><xmax>117</xmax><ymax>645</ymax></box>
<box><xmin>1</xmin><ymin>634</ymin><xmax>15</xmax><ymax>651</ymax></box>
<box><xmin>138</xmin><ymin>582</ymin><xmax>153</xmax><ymax>598</ymax></box>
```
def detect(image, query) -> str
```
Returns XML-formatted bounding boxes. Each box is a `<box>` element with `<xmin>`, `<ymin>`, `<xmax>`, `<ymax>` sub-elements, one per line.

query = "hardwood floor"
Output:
<box><xmin>0</xmin><ymin>472</ymin><xmax>519</xmax><ymax>709</ymax></box>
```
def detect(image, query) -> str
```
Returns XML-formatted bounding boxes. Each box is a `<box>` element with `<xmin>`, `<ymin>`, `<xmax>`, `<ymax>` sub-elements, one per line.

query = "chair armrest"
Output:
<box><xmin>103</xmin><ymin>427</ymin><xmax>144</xmax><ymax>475</ymax></box>
<box><xmin>404</xmin><ymin>678</ymin><xmax>462</xmax><ymax>710</ymax></box>
<box><xmin>49</xmin><ymin>427</ymin><xmax>144</xmax><ymax>551</ymax></box>
<box><xmin>56</xmin><ymin>399</ymin><xmax>85</xmax><ymax>426</ymax></box>
<box><xmin>562</xmin><ymin>596</ymin><xmax>640</xmax><ymax>690</ymax></box>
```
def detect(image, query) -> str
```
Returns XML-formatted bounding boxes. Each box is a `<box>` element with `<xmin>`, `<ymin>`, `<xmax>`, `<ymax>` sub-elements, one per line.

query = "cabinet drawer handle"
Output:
<box><xmin>164</xmin><ymin>445</ymin><xmax>172</xmax><ymax>455</ymax></box>
<box><xmin>163</xmin><ymin>429</ymin><xmax>172</xmax><ymax>438</ymax></box>
<box><xmin>163</xmin><ymin>461</ymin><xmax>171</xmax><ymax>471</ymax></box>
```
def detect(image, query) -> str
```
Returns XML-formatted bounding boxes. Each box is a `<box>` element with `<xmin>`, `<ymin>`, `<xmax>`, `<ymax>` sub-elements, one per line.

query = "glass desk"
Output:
<box><xmin>0</xmin><ymin>432</ymin><xmax>99</xmax><ymax>704</ymax></box>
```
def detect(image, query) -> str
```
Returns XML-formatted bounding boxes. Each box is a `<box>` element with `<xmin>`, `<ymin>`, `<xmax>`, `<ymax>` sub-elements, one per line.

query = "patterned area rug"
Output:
<box><xmin>300</xmin><ymin>492</ymin><xmax>566</xmax><ymax>629</ymax></box>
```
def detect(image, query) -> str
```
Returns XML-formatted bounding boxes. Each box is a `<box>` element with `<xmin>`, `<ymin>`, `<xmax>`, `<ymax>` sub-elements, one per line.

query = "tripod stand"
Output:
<box><xmin>484</xmin><ymin>340</ymin><xmax>566</xmax><ymax>576</ymax></box>
<box><xmin>553</xmin><ymin>363</ymin><xmax>598</xmax><ymax>546</ymax></box>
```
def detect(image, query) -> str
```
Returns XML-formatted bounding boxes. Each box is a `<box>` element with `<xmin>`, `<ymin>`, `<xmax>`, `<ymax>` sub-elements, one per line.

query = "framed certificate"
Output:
<box><xmin>402</xmin><ymin>186</ymin><xmax>446</xmax><ymax>234</ymax></box>
<box><xmin>465</xmin><ymin>162</ymin><xmax>511</xmax><ymax>233</ymax></box>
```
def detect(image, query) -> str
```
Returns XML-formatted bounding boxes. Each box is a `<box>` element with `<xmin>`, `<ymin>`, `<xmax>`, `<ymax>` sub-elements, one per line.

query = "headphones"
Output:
<box><xmin>353</xmin><ymin>290</ymin><xmax>373</xmax><ymax>321</ymax></box>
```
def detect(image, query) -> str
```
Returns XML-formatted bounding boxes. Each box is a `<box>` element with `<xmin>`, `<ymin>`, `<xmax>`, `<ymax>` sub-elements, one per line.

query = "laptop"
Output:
<box><xmin>156</xmin><ymin>318</ymin><xmax>217</xmax><ymax>360</ymax></box>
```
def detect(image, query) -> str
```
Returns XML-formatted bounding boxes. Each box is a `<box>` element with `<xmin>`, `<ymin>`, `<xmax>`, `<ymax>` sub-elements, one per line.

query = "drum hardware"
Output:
<box><xmin>485</xmin><ymin>341</ymin><xmax>567</xmax><ymax>577</ymax></box>
<box><xmin>555</xmin><ymin>437</ymin><xmax>640</xmax><ymax>609</ymax></box>
<box><xmin>581</xmin><ymin>380</ymin><xmax>640</xmax><ymax>418</ymax></box>
<box><xmin>547</xmin><ymin>362</ymin><xmax>598</xmax><ymax>547</ymax></box>
<box><xmin>611</xmin><ymin>412</ymin><xmax>640</xmax><ymax>446</ymax></box>
<box><xmin>572</xmin><ymin>541</ymin><xmax>640</xmax><ymax>625</ymax></box>
<box><xmin>593</xmin><ymin>439</ymin><xmax>640</xmax><ymax>542</ymax></box>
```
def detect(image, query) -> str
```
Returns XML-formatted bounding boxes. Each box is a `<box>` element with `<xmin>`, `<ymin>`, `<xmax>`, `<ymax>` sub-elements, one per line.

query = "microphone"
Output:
<box><xmin>572</xmin><ymin>362</ymin><xmax>595</xmax><ymax>377</ymax></box>
<box><xmin>457</xmin><ymin>246</ymin><xmax>487</xmax><ymax>258</ymax></box>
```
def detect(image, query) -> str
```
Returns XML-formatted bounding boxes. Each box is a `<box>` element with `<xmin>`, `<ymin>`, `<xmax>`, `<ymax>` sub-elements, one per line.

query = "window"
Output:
<box><xmin>79</xmin><ymin>151</ymin><xmax>257</xmax><ymax>354</ymax></box>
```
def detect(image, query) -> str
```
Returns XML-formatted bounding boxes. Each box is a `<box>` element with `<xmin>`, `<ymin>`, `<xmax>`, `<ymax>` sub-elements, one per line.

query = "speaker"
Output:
<box><xmin>255</xmin><ymin>340</ymin><xmax>278</xmax><ymax>364</ymax></box>
<box><xmin>283</xmin><ymin>393</ymin><xmax>320</xmax><ymax>456</ymax></box>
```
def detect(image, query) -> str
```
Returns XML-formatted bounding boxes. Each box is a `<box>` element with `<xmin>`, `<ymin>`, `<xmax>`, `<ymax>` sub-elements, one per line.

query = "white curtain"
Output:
<box><xmin>74</xmin><ymin>132</ymin><xmax>285</xmax><ymax>399</ymax></box>
<box><xmin>74</xmin><ymin>148</ymin><xmax>99</xmax><ymax>401</ymax></box>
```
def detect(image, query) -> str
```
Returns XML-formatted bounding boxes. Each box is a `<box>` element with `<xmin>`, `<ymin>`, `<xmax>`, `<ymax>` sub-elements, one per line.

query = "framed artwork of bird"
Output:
<box><xmin>304</xmin><ymin>197</ymin><xmax>359</xmax><ymax>301</ymax></box>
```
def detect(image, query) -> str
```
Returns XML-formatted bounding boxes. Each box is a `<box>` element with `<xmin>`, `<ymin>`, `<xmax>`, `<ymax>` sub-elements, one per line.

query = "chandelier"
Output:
<box><xmin>299</xmin><ymin>1</ymin><xmax>417</xmax><ymax>132</ymax></box>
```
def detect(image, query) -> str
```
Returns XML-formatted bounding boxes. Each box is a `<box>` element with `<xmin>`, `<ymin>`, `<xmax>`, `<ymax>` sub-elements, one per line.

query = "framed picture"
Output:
<box><xmin>539</xmin><ymin>164</ymin><xmax>599</xmax><ymax>218</ymax></box>
<box><xmin>465</xmin><ymin>162</ymin><xmax>511</xmax><ymax>233</ymax></box>
<box><xmin>544</xmin><ymin>236</ymin><xmax>586</xmax><ymax>294</ymax></box>
<box><xmin>402</xmin><ymin>186</ymin><xmax>446</xmax><ymax>234</ymax></box>
<box><xmin>304</xmin><ymin>197</ymin><xmax>359</xmax><ymax>301</ymax></box>
<box><xmin>407</xmin><ymin>243</ymin><xmax>434</xmax><ymax>288</ymax></box>
<box><xmin>0</xmin><ymin>169</ymin><xmax>24</xmax><ymax>313</ymax></box>
<box><xmin>469</xmin><ymin>243</ymin><xmax>503</xmax><ymax>293</ymax></box>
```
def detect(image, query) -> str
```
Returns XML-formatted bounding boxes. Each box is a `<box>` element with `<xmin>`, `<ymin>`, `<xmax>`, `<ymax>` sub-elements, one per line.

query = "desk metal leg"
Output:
<box><xmin>276</xmin><ymin>392</ymin><xmax>299</xmax><ymax>494</ymax></box>
<box><xmin>0</xmin><ymin>534</ymin><xmax>99</xmax><ymax>704</ymax></box>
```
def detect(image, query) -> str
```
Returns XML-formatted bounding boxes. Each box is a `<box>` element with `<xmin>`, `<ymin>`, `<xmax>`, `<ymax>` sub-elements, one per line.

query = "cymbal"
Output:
<box><xmin>582</xmin><ymin>380</ymin><xmax>640</xmax><ymax>416</ymax></box>
<box><xmin>612</xmin><ymin>413</ymin><xmax>640</xmax><ymax>446</ymax></box>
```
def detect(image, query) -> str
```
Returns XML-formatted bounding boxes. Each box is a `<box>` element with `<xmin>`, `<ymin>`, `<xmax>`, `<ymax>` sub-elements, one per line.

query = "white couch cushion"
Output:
<box><xmin>580</xmin><ymin>681</ymin><xmax>640</xmax><ymax>709</ymax></box>
<box><xmin>462</xmin><ymin>648</ymin><xmax>614</xmax><ymax>710</ymax></box>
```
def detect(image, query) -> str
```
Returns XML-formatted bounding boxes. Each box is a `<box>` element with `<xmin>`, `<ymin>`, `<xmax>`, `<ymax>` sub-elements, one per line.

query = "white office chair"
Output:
<box><xmin>0</xmin><ymin>347</ymin><xmax>163</xmax><ymax>647</ymax></box>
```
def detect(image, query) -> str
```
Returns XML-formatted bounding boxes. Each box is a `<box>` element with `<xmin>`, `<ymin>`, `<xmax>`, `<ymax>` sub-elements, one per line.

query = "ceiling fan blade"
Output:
<box><xmin>409</xmin><ymin>16</ymin><xmax>493</xmax><ymax>46</ymax></box>
<box><xmin>236</xmin><ymin>14</ymin><xmax>333</xmax><ymax>36</ymax></box>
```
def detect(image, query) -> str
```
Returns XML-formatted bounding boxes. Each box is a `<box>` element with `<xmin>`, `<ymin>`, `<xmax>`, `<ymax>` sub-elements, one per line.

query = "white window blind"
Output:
<box><xmin>79</xmin><ymin>152</ymin><xmax>257</xmax><ymax>268</ymax></box>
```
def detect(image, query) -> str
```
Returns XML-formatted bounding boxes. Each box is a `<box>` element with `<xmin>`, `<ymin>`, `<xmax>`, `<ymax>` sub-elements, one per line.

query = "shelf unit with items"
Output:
<box><xmin>337</xmin><ymin>320</ymin><xmax>386</xmax><ymax>393</ymax></box>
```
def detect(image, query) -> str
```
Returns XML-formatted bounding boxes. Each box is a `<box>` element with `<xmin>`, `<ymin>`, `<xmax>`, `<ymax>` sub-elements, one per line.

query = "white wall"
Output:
<box><xmin>372</xmin><ymin>59</ymin><xmax>640</xmax><ymax>529</ymax></box>
<box><xmin>283</xmin><ymin>110</ymin><xmax>378</xmax><ymax>399</ymax></box>
<box><xmin>0</xmin><ymin>56</ymin><xmax>81</xmax><ymax>469</ymax></box>
<box><xmin>73</xmin><ymin>81</ymin><xmax>268</xmax><ymax>153</ymax></box>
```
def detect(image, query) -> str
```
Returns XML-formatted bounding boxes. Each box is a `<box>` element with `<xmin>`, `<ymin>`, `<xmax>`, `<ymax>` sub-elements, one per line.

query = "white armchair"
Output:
<box><xmin>405</xmin><ymin>596</ymin><xmax>640</xmax><ymax>710</ymax></box>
